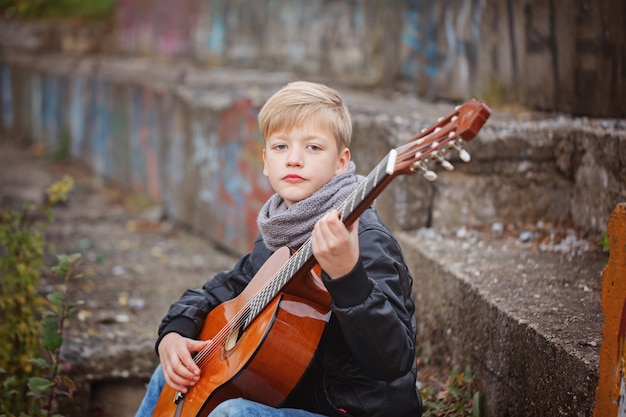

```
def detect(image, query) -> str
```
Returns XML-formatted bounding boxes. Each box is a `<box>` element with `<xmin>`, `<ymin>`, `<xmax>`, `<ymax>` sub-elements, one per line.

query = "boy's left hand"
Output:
<box><xmin>311</xmin><ymin>210</ymin><xmax>359</xmax><ymax>279</ymax></box>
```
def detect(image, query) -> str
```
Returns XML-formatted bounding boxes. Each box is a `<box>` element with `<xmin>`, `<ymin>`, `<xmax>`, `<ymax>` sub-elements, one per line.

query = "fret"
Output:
<box><xmin>348</xmin><ymin>189</ymin><xmax>356</xmax><ymax>214</ymax></box>
<box><xmin>360</xmin><ymin>172</ymin><xmax>369</xmax><ymax>203</ymax></box>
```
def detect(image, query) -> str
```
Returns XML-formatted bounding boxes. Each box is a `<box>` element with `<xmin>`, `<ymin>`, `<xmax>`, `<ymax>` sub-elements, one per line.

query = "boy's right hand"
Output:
<box><xmin>158</xmin><ymin>332</ymin><xmax>210</xmax><ymax>393</ymax></box>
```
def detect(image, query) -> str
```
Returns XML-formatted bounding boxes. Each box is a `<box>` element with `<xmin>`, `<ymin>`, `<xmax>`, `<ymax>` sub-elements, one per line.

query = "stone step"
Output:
<box><xmin>398</xmin><ymin>228</ymin><xmax>607</xmax><ymax>416</ymax></box>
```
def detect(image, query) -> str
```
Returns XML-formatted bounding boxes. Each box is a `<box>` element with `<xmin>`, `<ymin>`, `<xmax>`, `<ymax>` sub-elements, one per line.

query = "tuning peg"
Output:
<box><xmin>434</xmin><ymin>154</ymin><xmax>454</xmax><ymax>171</ymax></box>
<box><xmin>459</xmin><ymin>149</ymin><xmax>471</xmax><ymax>162</ymax></box>
<box><xmin>412</xmin><ymin>162</ymin><xmax>438</xmax><ymax>181</ymax></box>
<box><xmin>451</xmin><ymin>142</ymin><xmax>471</xmax><ymax>162</ymax></box>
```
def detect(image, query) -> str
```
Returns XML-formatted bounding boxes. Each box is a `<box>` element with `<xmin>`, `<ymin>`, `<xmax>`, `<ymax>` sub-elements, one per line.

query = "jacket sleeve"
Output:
<box><xmin>155</xmin><ymin>236</ymin><xmax>272</xmax><ymax>352</ymax></box>
<box><xmin>322</xmin><ymin>212</ymin><xmax>417</xmax><ymax>381</ymax></box>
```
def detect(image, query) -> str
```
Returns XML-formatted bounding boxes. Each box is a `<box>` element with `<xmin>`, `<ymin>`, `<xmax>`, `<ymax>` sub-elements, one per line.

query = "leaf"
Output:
<box><xmin>27</xmin><ymin>357</ymin><xmax>50</xmax><ymax>369</ymax></box>
<box><xmin>472</xmin><ymin>392</ymin><xmax>483</xmax><ymax>417</ymax></box>
<box><xmin>2</xmin><ymin>375</ymin><xmax>16</xmax><ymax>387</ymax></box>
<box><xmin>464</xmin><ymin>366</ymin><xmax>473</xmax><ymax>381</ymax></box>
<box><xmin>43</xmin><ymin>309</ymin><xmax>56</xmax><ymax>318</ymax></box>
<box><xmin>28</xmin><ymin>376</ymin><xmax>55</xmax><ymax>394</ymax></box>
<box><xmin>42</xmin><ymin>318</ymin><xmax>62</xmax><ymax>350</ymax></box>
<box><xmin>47</xmin><ymin>290</ymin><xmax>64</xmax><ymax>306</ymax></box>
<box><xmin>59</xmin><ymin>374</ymin><xmax>77</xmax><ymax>393</ymax></box>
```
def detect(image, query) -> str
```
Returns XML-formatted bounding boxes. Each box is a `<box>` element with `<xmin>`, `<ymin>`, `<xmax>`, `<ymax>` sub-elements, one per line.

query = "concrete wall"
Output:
<box><xmin>1</xmin><ymin>0</ymin><xmax>623</xmax><ymax>118</ymax></box>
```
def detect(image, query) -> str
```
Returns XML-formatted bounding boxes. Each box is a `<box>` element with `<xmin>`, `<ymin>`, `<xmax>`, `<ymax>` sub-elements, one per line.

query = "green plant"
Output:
<box><xmin>0</xmin><ymin>0</ymin><xmax>116</xmax><ymax>20</ymax></box>
<box><xmin>598</xmin><ymin>233</ymin><xmax>610</xmax><ymax>253</ymax></box>
<box><xmin>0</xmin><ymin>205</ymin><xmax>46</xmax><ymax>415</ymax></box>
<box><xmin>420</xmin><ymin>366</ymin><xmax>483</xmax><ymax>417</ymax></box>
<box><xmin>0</xmin><ymin>175</ymin><xmax>78</xmax><ymax>417</ymax></box>
<box><xmin>28</xmin><ymin>253</ymin><xmax>82</xmax><ymax>416</ymax></box>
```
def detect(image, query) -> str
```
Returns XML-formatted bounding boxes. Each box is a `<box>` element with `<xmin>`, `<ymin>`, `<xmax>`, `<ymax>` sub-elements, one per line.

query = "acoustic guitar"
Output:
<box><xmin>153</xmin><ymin>99</ymin><xmax>491</xmax><ymax>417</ymax></box>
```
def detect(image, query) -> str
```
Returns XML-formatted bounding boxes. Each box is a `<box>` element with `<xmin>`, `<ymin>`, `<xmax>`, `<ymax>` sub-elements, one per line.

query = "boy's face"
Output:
<box><xmin>263</xmin><ymin>115</ymin><xmax>350</xmax><ymax>208</ymax></box>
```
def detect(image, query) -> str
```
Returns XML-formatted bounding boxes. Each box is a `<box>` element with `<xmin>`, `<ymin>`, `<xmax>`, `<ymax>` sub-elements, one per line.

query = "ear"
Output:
<box><xmin>335</xmin><ymin>147</ymin><xmax>351</xmax><ymax>174</ymax></box>
<box><xmin>262</xmin><ymin>147</ymin><xmax>269</xmax><ymax>176</ymax></box>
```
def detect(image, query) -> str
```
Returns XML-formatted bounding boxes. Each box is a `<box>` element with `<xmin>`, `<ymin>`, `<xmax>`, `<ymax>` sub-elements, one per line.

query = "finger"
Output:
<box><xmin>172</xmin><ymin>367</ymin><xmax>197</xmax><ymax>387</ymax></box>
<box><xmin>319</xmin><ymin>212</ymin><xmax>342</xmax><ymax>239</ymax></box>
<box><xmin>175</xmin><ymin>350</ymin><xmax>201</xmax><ymax>379</ymax></box>
<box><xmin>179</xmin><ymin>342</ymin><xmax>208</xmax><ymax>376</ymax></box>
<box><xmin>189</xmin><ymin>338</ymin><xmax>211</xmax><ymax>353</ymax></box>
<box><xmin>163</xmin><ymin>357</ymin><xmax>192</xmax><ymax>392</ymax></box>
<box><xmin>325</xmin><ymin>218</ymin><xmax>351</xmax><ymax>249</ymax></box>
<box><xmin>166</xmin><ymin>372</ymin><xmax>190</xmax><ymax>393</ymax></box>
<box><xmin>164</xmin><ymin>375</ymin><xmax>187</xmax><ymax>393</ymax></box>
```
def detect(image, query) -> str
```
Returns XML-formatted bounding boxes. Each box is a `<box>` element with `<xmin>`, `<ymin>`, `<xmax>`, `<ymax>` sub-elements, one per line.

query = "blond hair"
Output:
<box><xmin>258</xmin><ymin>81</ymin><xmax>352</xmax><ymax>150</ymax></box>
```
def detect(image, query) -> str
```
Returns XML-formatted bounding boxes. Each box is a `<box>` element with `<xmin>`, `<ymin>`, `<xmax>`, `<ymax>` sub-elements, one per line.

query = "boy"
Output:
<box><xmin>135</xmin><ymin>81</ymin><xmax>422</xmax><ymax>417</ymax></box>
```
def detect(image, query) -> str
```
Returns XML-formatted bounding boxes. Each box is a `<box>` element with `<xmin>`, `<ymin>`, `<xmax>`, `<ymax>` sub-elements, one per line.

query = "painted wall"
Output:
<box><xmin>0</xmin><ymin>57</ymin><xmax>273</xmax><ymax>254</ymax></box>
<box><xmin>110</xmin><ymin>0</ymin><xmax>625</xmax><ymax>118</ymax></box>
<box><xmin>0</xmin><ymin>1</ymin><xmax>622</xmax><ymax>117</ymax></box>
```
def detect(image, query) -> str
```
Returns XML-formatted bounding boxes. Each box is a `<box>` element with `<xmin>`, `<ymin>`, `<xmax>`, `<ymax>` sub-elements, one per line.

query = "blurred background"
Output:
<box><xmin>0</xmin><ymin>1</ymin><xmax>624</xmax><ymax>416</ymax></box>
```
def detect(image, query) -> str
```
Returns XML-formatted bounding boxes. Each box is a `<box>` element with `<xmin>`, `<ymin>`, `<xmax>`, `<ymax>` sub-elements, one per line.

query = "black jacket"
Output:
<box><xmin>157</xmin><ymin>207</ymin><xmax>422</xmax><ymax>417</ymax></box>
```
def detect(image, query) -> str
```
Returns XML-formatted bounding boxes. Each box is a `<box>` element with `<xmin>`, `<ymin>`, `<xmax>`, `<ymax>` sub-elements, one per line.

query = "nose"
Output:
<box><xmin>286</xmin><ymin>147</ymin><xmax>303</xmax><ymax>167</ymax></box>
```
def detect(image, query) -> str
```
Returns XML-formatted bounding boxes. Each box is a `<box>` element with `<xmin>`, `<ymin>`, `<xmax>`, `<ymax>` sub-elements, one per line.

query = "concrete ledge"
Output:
<box><xmin>398</xmin><ymin>229</ymin><xmax>607</xmax><ymax>416</ymax></box>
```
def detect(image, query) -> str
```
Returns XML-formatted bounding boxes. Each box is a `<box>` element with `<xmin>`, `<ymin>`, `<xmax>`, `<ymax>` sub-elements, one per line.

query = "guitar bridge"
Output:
<box><xmin>174</xmin><ymin>391</ymin><xmax>185</xmax><ymax>404</ymax></box>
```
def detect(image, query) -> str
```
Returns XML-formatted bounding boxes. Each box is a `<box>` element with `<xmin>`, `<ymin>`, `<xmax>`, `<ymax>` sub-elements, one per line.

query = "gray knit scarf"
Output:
<box><xmin>257</xmin><ymin>162</ymin><xmax>365</xmax><ymax>250</ymax></box>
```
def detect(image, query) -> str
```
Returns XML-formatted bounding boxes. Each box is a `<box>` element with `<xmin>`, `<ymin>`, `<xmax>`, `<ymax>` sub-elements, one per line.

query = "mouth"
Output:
<box><xmin>283</xmin><ymin>174</ymin><xmax>304</xmax><ymax>182</ymax></box>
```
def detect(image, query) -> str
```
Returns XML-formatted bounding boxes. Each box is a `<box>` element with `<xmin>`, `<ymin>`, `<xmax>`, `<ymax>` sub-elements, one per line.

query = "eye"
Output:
<box><xmin>273</xmin><ymin>143</ymin><xmax>287</xmax><ymax>151</ymax></box>
<box><xmin>307</xmin><ymin>144</ymin><xmax>322</xmax><ymax>151</ymax></box>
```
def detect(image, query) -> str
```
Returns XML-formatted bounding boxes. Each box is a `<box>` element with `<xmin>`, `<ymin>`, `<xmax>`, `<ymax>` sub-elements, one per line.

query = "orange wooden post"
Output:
<box><xmin>595</xmin><ymin>203</ymin><xmax>626</xmax><ymax>417</ymax></box>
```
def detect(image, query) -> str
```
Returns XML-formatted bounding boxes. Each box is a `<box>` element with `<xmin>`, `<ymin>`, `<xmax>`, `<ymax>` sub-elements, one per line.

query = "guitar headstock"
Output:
<box><xmin>387</xmin><ymin>99</ymin><xmax>491</xmax><ymax>180</ymax></box>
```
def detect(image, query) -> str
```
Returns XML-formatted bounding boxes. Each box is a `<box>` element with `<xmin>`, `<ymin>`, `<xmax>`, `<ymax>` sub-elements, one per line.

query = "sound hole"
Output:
<box><xmin>225</xmin><ymin>327</ymin><xmax>241</xmax><ymax>351</ymax></box>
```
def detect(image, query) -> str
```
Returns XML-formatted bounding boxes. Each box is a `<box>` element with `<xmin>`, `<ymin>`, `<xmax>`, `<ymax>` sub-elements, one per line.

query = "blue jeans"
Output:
<box><xmin>135</xmin><ymin>365</ymin><xmax>328</xmax><ymax>417</ymax></box>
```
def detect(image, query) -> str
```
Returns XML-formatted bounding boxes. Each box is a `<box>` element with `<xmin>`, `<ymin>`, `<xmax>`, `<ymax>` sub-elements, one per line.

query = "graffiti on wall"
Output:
<box><xmin>160</xmin><ymin>93</ymin><xmax>186</xmax><ymax>221</ymax></box>
<box><xmin>1</xmin><ymin>62</ymin><xmax>13</xmax><ymax>131</ymax></box>
<box><xmin>400</xmin><ymin>0</ymin><xmax>485</xmax><ymax>98</ymax></box>
<box><xmin>130</xmin><ymin>86</ymin><xmax>161</xmax><ymax>200</ymax></box>
<box><xmin>190</xmin><ymin>98</ymin><xmax>272</xmax><ymax>252</ymax></box>
<box><xmin>1</xmin><ymin>57</ymin><xmax>275</xmax><ymax>253</ymax></box>
<box><xmin>116</xmin><ymin>0</ymin><xmax>200</xmax><ymax>56</ymax></box>
<box><xmin>69</xmin><ymin>75</ymin><xmax>86</xmax><ymax>157</ymax></box>
<box><xmin>113</xmin><ymin>0</ymin><xmax>486</xmax><ymax>100</ymax></box>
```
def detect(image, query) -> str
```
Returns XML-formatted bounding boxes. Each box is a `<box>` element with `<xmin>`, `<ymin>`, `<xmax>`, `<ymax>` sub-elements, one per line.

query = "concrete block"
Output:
<box><xmin>398</xmin><ymin>229</ymin><xmax>607</xmax><ymax>416</ymax></box>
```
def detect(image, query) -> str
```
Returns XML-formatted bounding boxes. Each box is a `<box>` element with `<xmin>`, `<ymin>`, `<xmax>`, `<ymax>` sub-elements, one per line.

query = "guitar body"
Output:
<box><xmin>153</xmin><ymin>247</ymin><xmax>332</xmax><ymax>417</ymax></box>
